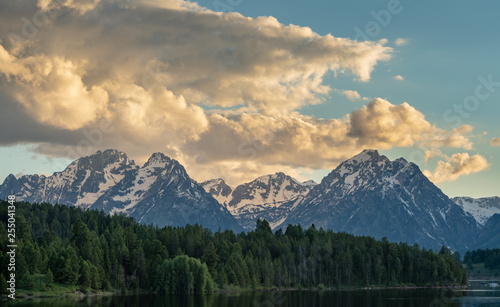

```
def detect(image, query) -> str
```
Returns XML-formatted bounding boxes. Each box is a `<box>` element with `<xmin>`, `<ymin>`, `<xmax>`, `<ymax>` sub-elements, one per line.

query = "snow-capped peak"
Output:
<box><xmin>202</xmin><ymin>172</ymin><xmax>314</xmax><ymax>230</ymax></box>
<box><xmin>346</xmin><ymin>149</ymin><xmax>381</xmax><ymax>164</ymax></box>
<box><xmin>91</xmin><ymin>149</ymin><xmax>130</xmax><ymax>162</ymax></box>
<box><xmin>302</xmin><ymin>180</ymin><xmax>318</xmax><ymax>187</ymax></box>
<box><xmin>144</xmin><ymin>152</ymin><xmax>171</xmax><ymax>168</ymax></box>
<box><xmin>202</xmin><ymin>178</ymin><xmax>231</xmax><ymax>190</ymax></box>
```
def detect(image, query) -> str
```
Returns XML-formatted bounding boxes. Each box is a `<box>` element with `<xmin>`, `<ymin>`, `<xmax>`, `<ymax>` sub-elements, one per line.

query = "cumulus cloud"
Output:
<box><xmin>0</xmin><ymin>46</ymin><xmax>108</xmax><ymax>130</ymax></box>
<box><xmin>0</xmin><ymin>0</ymin><xmax>392</xmax><ymax>125</ymax></box>
<box><xmin>337</xmin><ymin>90</ymin><xmax>361</xmax><ymax>101</ymax></box>
<box><xmin>0</xmin><ymin>0</ymin><xmax>482</xmax><ymax>185</ymax></box>
<box><xmin>395</xmin><ymin>38</ymin><xmax>409</xmax><ymax>46</ymax></box>
<box><xmin>349</xmin><ymin>99</ymin><xmax>473</xmax><ymax>150</ymax></box>
<box><xmin>423</xmin><ymin>153</ymin><xmax>490</xmax><ymax>183</ymax></box>
<box><xmin>491</xmin><ymin>138</ymin><xmax>500</xmax><ymax>146</ymax></box>
<box><xmin>26</xmin><ymin>98</ymin><xmax>478</xmax><ymax>186</ymax></box>
<box><xmin>394</xmin><ymin>75</ymin><xmax>404</xmax><ymax>81</ymax></box>
<box><xmin>37</xmin><ymin>0</ymin><xmax>103</xmax><ymax>14</ymax></box>
<box><xmin>175</xmin><ymin>98</ymin><xmax>476</xmax><ymax>184</ymax></box>
<box><xmin>0</xmin><ymin>0</ymin><xmax>394</xmax><ymax>151</ymax></box>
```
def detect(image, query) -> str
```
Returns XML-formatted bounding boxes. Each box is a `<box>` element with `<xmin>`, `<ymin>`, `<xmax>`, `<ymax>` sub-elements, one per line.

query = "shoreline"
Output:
<box><xmin>5</xmin><ymin>284</ymin><xmax>468</xmax><ymax>300</ymax></box>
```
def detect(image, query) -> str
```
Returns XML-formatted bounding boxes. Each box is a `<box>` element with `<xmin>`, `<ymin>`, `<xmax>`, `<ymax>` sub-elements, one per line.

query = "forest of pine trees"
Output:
<box><xmin>0</xmin><ymin>201</ymin><xmax>468</xmax><ymax>295</ymax></box>
<box><xmin>464</xmin><ymin>248</ymin><xmax>500</xmax><ymax>271</ymax></box>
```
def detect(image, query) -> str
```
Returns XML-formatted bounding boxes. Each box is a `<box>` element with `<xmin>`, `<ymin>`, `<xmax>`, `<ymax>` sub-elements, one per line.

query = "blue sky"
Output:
<box><xmin>192</xmin><ymin>0</ymin><xmax>500</xmax><ymax>197</ymax></box>
<box><xmin>0</xmin><ymin>0</ymin><xmax>498</xmax><ymax>197</ymax></box>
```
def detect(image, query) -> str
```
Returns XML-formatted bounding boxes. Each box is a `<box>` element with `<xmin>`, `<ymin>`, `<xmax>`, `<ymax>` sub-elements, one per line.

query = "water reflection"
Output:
<box><xmin>3</xmin><ymin>289</ymin><xmax>500</xmax><ymax>307</ymax></box>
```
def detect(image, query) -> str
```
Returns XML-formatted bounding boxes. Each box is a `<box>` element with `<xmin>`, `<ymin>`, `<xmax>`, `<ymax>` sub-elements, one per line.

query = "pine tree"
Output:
<box><xmin>19</xmin><ymin>273</ymin><xmax>35</xmax><ymax>290</ymax></box>
<box><xmin>80</xmin><ymin>261</ymin><xmax>92</xmax><ymax>289</ymax></box>
<box><xmin>0</xmin><ymin>274</ymin><xmax>8</xmax><ymax>295</ymax></box>
<box><xmin>46</xmin><ymin>268</ymin><xmax>54</xmax><ymax>288</ymax></box>
<box><xmin>0</xmin><ymin>201</ymin><xmax>471</xmax><ymax>293</ymax></box>
<box><xmin>91</xmin><ymin>265</ymin><xmax>101</xmax><ymax>290</ymax></box>
<box><xmin>202</xmin><ymin>242</ymin><xmax>219</xmax><ymax>275</ymax></box>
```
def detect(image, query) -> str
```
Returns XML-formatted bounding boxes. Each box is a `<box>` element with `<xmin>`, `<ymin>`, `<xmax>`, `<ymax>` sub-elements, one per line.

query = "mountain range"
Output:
<box><xmin>0</xmin><ymin>150</ymin><xmax>241</xmax><ymax>232</ymax></box>
<box><xmin>201</xmin><ymin>173</ymin><xmax>314</xmax><ymax>230</ymax></box>
<box><xmin>1</xmin><ymin>149</ymin><xmax>498</xmax><ymax>252</ymax></box>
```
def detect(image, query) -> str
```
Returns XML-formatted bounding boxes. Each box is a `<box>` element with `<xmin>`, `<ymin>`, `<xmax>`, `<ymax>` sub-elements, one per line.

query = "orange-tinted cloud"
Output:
<box><xmin>0</xmin><ymin>0</ymin><xmax>484</xmax><ymax>186</ymax></box>
<box><xmin>491</xmin><ymin>138</ymin><xmax>500</xmax><ymax>146</ymax></box>
<box><xmin>423</xmin><ymin>153</ymin><xmax>490</xmax><ymax>183</ymax></box>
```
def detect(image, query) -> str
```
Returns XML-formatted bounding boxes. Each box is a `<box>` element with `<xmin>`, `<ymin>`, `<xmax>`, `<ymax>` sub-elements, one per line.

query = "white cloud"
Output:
<box><xmin>337</xmin><ymin>90</ymin><xmax>361</xmax><ymax>101</ymax></box>
<box><xmin>175</xmin><ymin>98</ymin><xmax>476</xmax><ymax>184</ymax></box>
<box><xmin>423</xmin><ymin>153</ymin><xmax>490</xmax><ymax>183</ymax></box>
<box><xmin>395</xmin><ymin>38</ymin><xmax>409</xmax><ymax>46</ymax></box>
<box><xmin>0</xmin><ymin>0</ymin><xmax>392</xmax><ymax>131</ymax></box>
<box><xmin>26</xmin><ymin>98</ymin><xmax>477</xmax><ymax>186</ymax></box>
<box><xmin>0</xmin><ymin>47</ymin><xmax>108</xmax><ymax>130</ymax></box>
<box><xmin>394</xmin><ymin>75</ymin><xmax>404</xmax><ymax>81</ymax></box>
<box><xmin>349</xmin><ymin>99</ymin><xmax>473</xmax><ymax>150</ymax></box>
<box><xmin>37</xmin><ymin>0</ymin><xmax>103</xmax><ymax>14</ymax></box>
<box><xmin>0</xmin><ymin>0</ymin><xmax>482</xmax><ymax>186</ymax></box>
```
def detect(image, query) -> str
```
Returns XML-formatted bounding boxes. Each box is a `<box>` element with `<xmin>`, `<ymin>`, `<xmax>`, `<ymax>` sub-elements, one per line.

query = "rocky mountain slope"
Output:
<box><xmin>201</xmin><ymin>173</ymin><xmax>314</xmax><ymax>230</ymax></box>
<box><xmin>451</xmin><ymin>196</ymin><xmax>500</xmax><ymax>226</ymax></box>
<box><xmin>473</xmin><ymin>214</ymin><xmax>500</xmax><ymax>249</ymax></box>
<box><xmin>1</xmin><ymin>148</ymin><xmax>494</xmax><ymax>252</ymax></box>
<box><xmin>0</xmin><ymin>150</ymin><xmax>241</xmax><ymax>231</ymax></box>
<box><xmin>280</xmin><ymin>149</ymin><xmax>479</xmax><ymax>252</ymax></box>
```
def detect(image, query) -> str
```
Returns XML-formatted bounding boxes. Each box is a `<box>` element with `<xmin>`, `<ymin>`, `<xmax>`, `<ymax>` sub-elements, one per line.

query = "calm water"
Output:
<box><xmin>3</xmin><ymin>289</ymin><xmax>500</xmax><ymax>306</ymax></box>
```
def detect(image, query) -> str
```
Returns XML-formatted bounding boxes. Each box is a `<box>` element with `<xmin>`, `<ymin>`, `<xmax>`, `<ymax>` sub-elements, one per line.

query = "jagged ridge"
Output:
<box><xmin>0</xmin><ymin>150</ymin><xmax>241</xmax><ymax>232</ymax></box>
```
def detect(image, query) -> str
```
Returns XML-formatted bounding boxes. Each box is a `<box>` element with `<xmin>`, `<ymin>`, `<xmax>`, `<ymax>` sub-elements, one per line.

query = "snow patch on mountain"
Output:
<box><xmin>281</xmin><ymin>149</ymin><xmax>479</xmax><ymax>252</ymax></box>
<box><xmin>452</xmin><ymin>197</ymin><xmax>500</xmax><ymax>226</ymax></box>
<box><xmin>302</xmin><ymin>180</ymin><xmax>317</xmax><ymax>187</ymax></box>
<box><xmin>202</xmin><ymin>172</ymin><xmax>312</xmax><ymax>230</ymax></box>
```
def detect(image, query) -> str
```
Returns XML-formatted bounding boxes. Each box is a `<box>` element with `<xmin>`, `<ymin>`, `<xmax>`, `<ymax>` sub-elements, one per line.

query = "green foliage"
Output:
<box><xmin>19</xmin><ymin>273</ymin><xmax>35</xmax><ymax>290</ymax></box>
<box><xmin>156</xmin><ymin>255</ymin><xmax>213</xmax><ymax>294</ymax></box>
<box><xmin>465</xmin><ymin>248</ymin><xmax>500</xmax><ymax>271</ymax></box>
<box><xmin>0</xmin><ymin>274</ymin><xmax>8</xmax><ymax>295</ymax></box>
<box><xmin>46</xmin><ymin>269</ymin><xmax>54</xmax><ymax>288</ymax></box>
<box><xmin>0</xmin><ymin>201</ymin><xmax>468</xmax><ymax>294</ymax></box>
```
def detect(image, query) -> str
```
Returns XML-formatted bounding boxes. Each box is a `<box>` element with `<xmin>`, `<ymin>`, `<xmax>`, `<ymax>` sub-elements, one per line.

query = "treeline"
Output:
<box><xmin>464</xmin><ymin>248</ymin><xmax>500</xmax><ymax>271</ymax></box>
<box><xmin>0</xmin><ymin>201</ymin><xmax>467</xmax><ymax>294</ymax></box>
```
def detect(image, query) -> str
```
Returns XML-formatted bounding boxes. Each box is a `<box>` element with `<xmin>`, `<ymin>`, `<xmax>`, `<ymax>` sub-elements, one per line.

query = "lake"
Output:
<box><xmin>3</xmin><ymin>288</ymin><xmax>500</xmax><ymax>306</ymax></box>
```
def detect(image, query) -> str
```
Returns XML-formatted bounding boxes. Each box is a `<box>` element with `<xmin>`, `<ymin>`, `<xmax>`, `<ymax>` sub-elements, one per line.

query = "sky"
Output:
<box><xmin>0</xmin><ymin>0</ymin><xmax>498</xmax><ymax>197</ymax></box>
